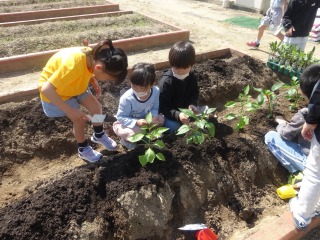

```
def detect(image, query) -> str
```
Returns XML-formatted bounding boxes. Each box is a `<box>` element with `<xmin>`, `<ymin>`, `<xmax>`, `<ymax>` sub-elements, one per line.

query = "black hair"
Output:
<box><xmin>92</xmin><ymin>39</ymin><xmax>128</xmax><ymax>84</ymax></box>
<box><xmin>130</xmin><ymin>63</ymin><xmax>156</xmax><ymax>87</ymax></box>
<box><xmin>169</xmin><ymin>41</ymin><xmax>195</xmax><ymax>68</ymax></box>
<box><xmin>300</xmin><ymin>64</ymin><xmax>320</xmax><ymax>99</ymax></box>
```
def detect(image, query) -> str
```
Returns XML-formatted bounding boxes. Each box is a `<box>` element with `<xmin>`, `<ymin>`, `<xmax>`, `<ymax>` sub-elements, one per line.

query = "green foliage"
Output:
<box><xmin>176</xmin><ymin>107</ymin><xmax>216</xmax><ymax>145</ymax></box>
<box><xmin>225</xmin><ymin>85</ymin><xmax>261</xmax><ymax>131</ymax></box>
<box><xmin>254</xmin><ymin>82</ymin><xmax>284</xmax><ymax>118</ymax></box>
<box><xmin>269</xmin><ymin>41</ymin><xmax>318</xmax><ymax>70</ymax></box>
<box><xmin>283</xmin><ymin>76</ymin><xmax>305</xmax><ymax>111</ymax></box>
<box><xmin>128</xmin><ymin>112</ymin><xmax>169</xmax><ymax>167</ymax></box>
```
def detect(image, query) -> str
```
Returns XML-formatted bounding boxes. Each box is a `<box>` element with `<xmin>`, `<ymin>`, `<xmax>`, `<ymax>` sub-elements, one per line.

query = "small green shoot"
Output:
<box><xmin>225</xmin><ymin>85</ymin><xmax>261</xmax><ymax>131</ymax></box>
<box><xmin>283</xmin><ymin>76</ymin><xmax>305</xmax><ymax>111</ymax></box>
<box><xmin>254</xmin><ymin>82</ymin><xmax>284</xmax><ymax>118</ymax></box>
<box><xmin>128</xmin><ymin>112</ymin><xmax>169</xmax><ymax>167</ymax></box>
<box><xmin>176</xmin><ymin>107</ymin><xmax>216</xmax><ymax>144</ymax></box>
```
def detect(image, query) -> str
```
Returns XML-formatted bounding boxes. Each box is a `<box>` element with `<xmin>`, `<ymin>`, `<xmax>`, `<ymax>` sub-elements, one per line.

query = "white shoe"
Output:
<box><xmin>91</xmin><ymin>134</ymin><xmax>117</xmax><ymax>151</ymax></box>
<box><xmin>78</xmin><ymin>146</ymin><xmax>102</xmax><ymax>163</ymax></box>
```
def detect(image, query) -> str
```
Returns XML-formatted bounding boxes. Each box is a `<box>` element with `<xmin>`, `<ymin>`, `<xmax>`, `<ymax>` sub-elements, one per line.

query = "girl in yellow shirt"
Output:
<box><xmin>38</xmin><ymin>39</ymin><xmax>128</xmax><ymax>163</ymax></box>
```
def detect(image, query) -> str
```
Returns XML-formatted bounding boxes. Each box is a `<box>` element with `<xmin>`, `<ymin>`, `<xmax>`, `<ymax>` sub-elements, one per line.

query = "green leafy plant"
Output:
<box><xmin>283</xmin><ymin>76</ymin><xmax>305</xmax><ymax>112</ymax></box>
<box><xmin>225</xmin><ymin>85</ymin><xmax>261</xmax><ymax>131</ymax></box>
<box><xmin>128</xmin><ymin>112</ymin><xmax>169</xmax><ymax>167</ymax></box>
<box><xmin>176</xmin><ymin>107</ymin><xmax>216</xmax><ymax>144</ymax></box>
<box><xmin>254</xmin><ymin>82</ymin><xmax>284</xmax><ymax>118</ymax></box>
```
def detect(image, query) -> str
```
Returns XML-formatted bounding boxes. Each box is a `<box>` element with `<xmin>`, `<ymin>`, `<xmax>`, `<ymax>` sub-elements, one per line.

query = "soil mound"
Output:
<box><xmin>0</xmin><ymin>55</ymin><xmax>294</xmax><ymax>239</ymax></box>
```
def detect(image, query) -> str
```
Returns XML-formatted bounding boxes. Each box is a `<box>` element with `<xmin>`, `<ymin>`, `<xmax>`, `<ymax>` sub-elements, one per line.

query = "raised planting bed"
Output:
<box><xmin>0</xmin><ymin>11</ymin><xmax>133</xmax><ymax>27</ymax></box>
<box><xmin>1</xmin><ymin>49</ymin><xmax>312</xmax><ymax>239</ymax></box>
<box><xmin>0</xmin><ymin>4</ymin><xmax>120</xmax><ymax>22</ymax></box>
<box><xmin>0</xmin><ymin>0</ymin><xmax>112</xmax><ymax>14</ymax></box>
<box><xmin>0</xmin><ymin>13</ymin><xmax>189</xmax><ymax>73</ymax></box>
<box><xmin>0</xmin><ymin>48</ymin><xmax>234</xmax><ymax>104</ymax></box>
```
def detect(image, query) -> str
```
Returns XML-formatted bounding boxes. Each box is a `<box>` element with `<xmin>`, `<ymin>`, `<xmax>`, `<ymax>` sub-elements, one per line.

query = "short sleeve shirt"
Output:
<box><xmin>38</xmin><ymin>47</ymin><xmax>93</xmax><ymax>102</ymax></box>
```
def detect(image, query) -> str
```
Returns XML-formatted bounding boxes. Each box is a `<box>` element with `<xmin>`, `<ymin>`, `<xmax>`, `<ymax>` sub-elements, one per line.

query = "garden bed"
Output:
<box><xmin>0</xmin><ymin>11</ymin><xmax>189</xmax><ymax>74</ymax></box>
<box><xmin>0</xmin><ymin>51</ymin><xmax>309</xmax><ymax>239</ymax></box>
<box><xmin>0</xmin><ymin>13</ymin><xmax>176</xmax><ymax>58</ymax></box>
<box><xmin>0</xmin><ymin>0</ymin><xmax>111</xmax><ymax>13</ymax></box>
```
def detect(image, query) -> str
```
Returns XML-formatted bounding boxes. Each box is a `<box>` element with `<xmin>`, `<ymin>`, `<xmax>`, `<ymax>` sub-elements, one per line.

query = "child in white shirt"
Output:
<box><xmin>113</xmin><ymin>63</ymin><xmax>164</xmax><ymax>149</ymax></box>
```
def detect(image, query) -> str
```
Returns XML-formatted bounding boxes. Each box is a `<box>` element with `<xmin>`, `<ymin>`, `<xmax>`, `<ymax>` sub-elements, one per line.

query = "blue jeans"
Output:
<box><xmin>164</xmin><ymin>117</ymin><xmax>181</xmax><ymax>133</ymax></box>
<box><xmin>264</xmin><ymin>131</ymin><xmax>306</xmax><ymax>173</ymax></box>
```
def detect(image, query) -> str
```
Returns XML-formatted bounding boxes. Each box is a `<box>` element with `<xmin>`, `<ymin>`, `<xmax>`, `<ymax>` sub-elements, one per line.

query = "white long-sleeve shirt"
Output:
<box><xmin>116</xmin><ymin>86</ymin><xmax>160</xmax><ymax>128</ymax></box>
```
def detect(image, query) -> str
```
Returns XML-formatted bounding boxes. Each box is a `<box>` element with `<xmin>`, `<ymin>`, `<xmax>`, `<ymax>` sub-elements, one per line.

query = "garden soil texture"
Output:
<box><xmin>0</xmin><ymin>55</ymin><xmax>304</xmax><ymax>240</ymax></box>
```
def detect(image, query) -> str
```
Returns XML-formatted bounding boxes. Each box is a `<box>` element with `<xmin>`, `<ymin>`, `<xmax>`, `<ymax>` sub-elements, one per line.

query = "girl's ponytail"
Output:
<box><xmin>92</xmin><ymin>39</ymin><xmax>128</xmax><ymax>84</ymax></box>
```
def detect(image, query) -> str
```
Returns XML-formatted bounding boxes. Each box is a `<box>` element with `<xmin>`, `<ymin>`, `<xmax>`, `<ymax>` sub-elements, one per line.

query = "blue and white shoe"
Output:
<box><xmin>78</xmin><ymin>146</ymin><xmax>102</xmax><ymax>163</ymax></box>
<box><xmin>289</xmin><ymin>197</ymin><xmax>312</xmax><ymax>230</ymax></box>
<box><xmin>91</xmin><ymin>134</ymin><xmax>117</xmax><ymax>151</ymax></box>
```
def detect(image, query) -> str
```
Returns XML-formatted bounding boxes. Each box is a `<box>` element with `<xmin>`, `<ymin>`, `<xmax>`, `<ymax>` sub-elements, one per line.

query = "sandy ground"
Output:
<box><xmin>1</xmin><ymin>0</ymin><xmax>319</xmax><ymax>98</ymax></box>
<box><xmin>1</xmin><ymin>0</ymin><xmax>320</xmax><ymax>239</ymax></box>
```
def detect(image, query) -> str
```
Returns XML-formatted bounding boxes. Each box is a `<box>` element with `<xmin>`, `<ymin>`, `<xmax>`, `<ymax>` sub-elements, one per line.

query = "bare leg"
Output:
<box><xmin>72</xmin><ymin>94</ymin><xmax>102</xmax><ymax>143</ymax></box>
<box><xmin>257</xmin><ymin>25</ymin><xmax>268</xmax><ymax>42</ymax></box>
<box><xmin>275</xmin><ymin>32</ymin><xmax>284</xmax><ymax>41</ymax></box>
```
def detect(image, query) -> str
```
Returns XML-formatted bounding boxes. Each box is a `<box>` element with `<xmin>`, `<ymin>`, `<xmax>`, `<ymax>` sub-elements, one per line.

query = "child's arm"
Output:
<box><xmin>159</xmin><ymin>79</ymin><xmax>180</xmax><ymax>121</ymax></box>
<box><xmin>150</xmin><ymin>87</ymin><xmax>160</xmax><ymax>118</ymax></box>
<box><xmin>116</xmin><ymin>97</ymin><xmax>138</xmax><ymax>128</ymax></box>
<box><xmin>89</xmin><ymin>77</ymin><xmax>101</xmax><ymax>98</ymax></box>
<box><xmin>41</xmin><ymin>81</ymin><xmax>88</xmax><ymax>121</ymax></box>
<box><xmin>281</xmin><ymin>0</ymin><xmax>288</xmax><ymax>18</ymax></box>
<box><xmin>276</xmin><ymin>108</ymin><xmax>307</xmax><ymax>140</ymax></box>
<box><xmin>282</xmin><ymin>0</ymin><xmax>295</xmax><ymax>35</ymax></box>
<box><xmin>301</xmin><ymin>122</ymin><xmax>317</xmax><ymax>141</ymax></box>
<box><xmin>186</xmin><ymin>72</ymin><xmax>199</xmax><ymax>109</ymax></box>
<box><xmin>302</xmin><ymin>86</ymin><xmax>320</xmax><ymax>140</ymax></box>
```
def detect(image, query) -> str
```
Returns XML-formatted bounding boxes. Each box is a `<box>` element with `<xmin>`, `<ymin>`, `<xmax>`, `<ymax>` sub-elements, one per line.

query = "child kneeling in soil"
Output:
<box><xmin>113</xmin><ymin>63</ymin><xmax>164</xmax><ymax>149</ymax></box>
<box><xmin>38</xmin><ymin>39</ymin><xmax>128</xmax><ymax>163</ymax></box>
<box><xmin>159</xmin><ymin>41</ymin><xmax>200</xmax><ymax>133</ymax></box>
<box><xmin>289</xmin><ymin>64</ymin><xmax>320</xmax><ymax>230</ymax></box>
<box><xmin>264</xmin><ymin>108</ymin><xmax>310</xmax><ymax>185</ymax></box>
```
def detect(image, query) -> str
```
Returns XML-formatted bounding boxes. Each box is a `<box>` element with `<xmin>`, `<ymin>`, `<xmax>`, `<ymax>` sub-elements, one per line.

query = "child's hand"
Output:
<box><xmin>152</xmin><ymin>116</ymin><xmax>160</xmax><ymax>126</ymax></box>
<box><xmin>188</xmin><ymin>105</ymin><xmax>200</xmax><ymax>115</ymax></box>
<box><xmin>136</xmin><ymin>119</ymin><xmax>148</xmax><ymax>126</ymax></box>
<box><xmin>66</xmin><ymin>107</ymin><xmax>89</xmax><ymax>122</ymax></box>
<box><xmin>285</xmin><ymin>26</ymin><xmax>295</xmax><ymax>37</ymax></box>
<box><xmin>301</xmin><ymin>122</ymin><xmax>317</xmax><ymax>141</ymax></box>
<box><xmin>179</xmin><ymin>112</ymin><xmax>190</xmax><ymax>124</ymax></box>
<box><xmin>275</xmin><ymin>116</ymin><xmax>287</xmax><ymax>125</ymax></box>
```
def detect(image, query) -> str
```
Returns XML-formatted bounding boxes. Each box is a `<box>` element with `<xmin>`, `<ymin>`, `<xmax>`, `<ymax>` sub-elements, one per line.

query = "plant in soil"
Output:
<box><xmin>2</xmin><ymin>54</ymin><xmax>303</xmax><ymax>240</ymax></box>
<box><xmin>127</xmin><ymin>112</ymin><xmax>169</xmax><ymax>166</ymax></box>
<box><xmin>254</xmin><ymin>82</ymin><xmax>284</xmax><ymax>118</ymax></box>
<box><xmin>224</xmin><ymin>85</ymin><xmax>261</xmax><ymax>131</ymax></box>
<box><xmin>283</xmin><ymin>76</ymin><xmax>306</xmax><ymax>112</ymax></box>
<box><xmin>176</xmin><ymin>107</ymin><xmax>216</xmax><ymax>144</ymax></box>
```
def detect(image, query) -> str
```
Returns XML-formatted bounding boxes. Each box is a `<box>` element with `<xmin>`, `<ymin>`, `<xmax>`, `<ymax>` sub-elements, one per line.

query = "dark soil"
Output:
<box><xmin>0</xmin><ymin>54</ymin><xmax>313</xmax><ymax>239</ymax></box>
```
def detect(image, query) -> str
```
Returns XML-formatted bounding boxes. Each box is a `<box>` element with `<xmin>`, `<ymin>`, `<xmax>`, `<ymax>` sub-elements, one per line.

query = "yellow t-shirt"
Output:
<box><xmin>38</xmin><ymin>47</ymin><xmax>93</xmax><ymax>102</ymax></box>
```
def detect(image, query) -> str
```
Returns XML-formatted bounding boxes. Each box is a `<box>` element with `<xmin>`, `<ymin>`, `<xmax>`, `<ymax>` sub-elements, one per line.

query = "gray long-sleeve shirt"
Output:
<box><xmin>276</xmin><ymin>107</ymin><xmax>310</xmax><ymax>155</ymax></box>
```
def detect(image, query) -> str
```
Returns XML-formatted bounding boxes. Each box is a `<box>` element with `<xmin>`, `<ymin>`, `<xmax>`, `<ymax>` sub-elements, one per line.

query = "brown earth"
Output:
<box><xmin>0</xmin><ymin>53</ymin><xmax>310</xmax><ymax>239</ymax></box>
<box><xmin>1</xmin><ymin>0</ymin><xmax>320</xmax><ymax>239</ymax></box>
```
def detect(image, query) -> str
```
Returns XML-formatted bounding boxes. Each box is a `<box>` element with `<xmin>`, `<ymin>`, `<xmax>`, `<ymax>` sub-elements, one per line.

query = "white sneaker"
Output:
<box><xmin>120</xmin><ymin>138</ymin><xmax>137</xmax><ymax>150</ymax></box>
<box><xmin>78</xmin><ymin>146</ymin><xmax>102</xmax><ymax>163</ymax></box>
<box><xmin>91</xmin><ymin>134</ymin><xmax>117</xmax><ymax>151</ymax></box>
